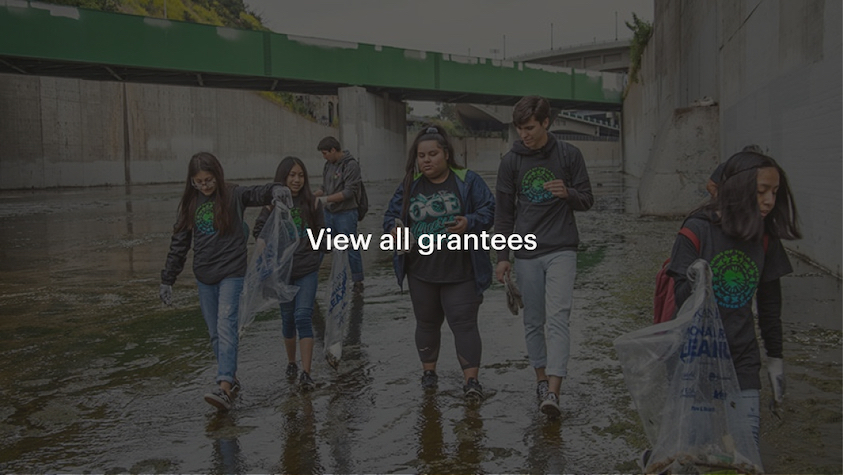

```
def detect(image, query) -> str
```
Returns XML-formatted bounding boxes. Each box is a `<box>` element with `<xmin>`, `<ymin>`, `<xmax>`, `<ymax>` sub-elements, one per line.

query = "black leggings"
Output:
<box><xmin>407</xmin><ymin>274</ymin><xmax>482</xmax><ymax>370</ymax></box>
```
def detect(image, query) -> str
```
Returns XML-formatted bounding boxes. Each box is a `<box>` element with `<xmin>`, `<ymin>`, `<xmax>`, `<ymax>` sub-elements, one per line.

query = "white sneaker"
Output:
<box><xmin>539</xmin><ymin>392</ymin><xmax>561</xmax><ymax>417</ymax></box>
<box><xmin>204</xmin><ymin>388</ymin><xmax>232</xmax><ymax>412</ymax></box>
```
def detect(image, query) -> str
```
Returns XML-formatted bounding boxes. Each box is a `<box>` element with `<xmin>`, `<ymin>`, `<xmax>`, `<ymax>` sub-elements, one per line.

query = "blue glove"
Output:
<box><xmin>767</xmin><ymin>357</ymin><xmax>785</xmax><ymax>419</ymax></box>
<box><xmin>272</xmin><ymin>186</ymin><xmax>293</xmax><ymax>208</ymax></box>
<box><xmin>159</xmin><ymin>284</ymin><xmax>173</xmax><ymax>306</ymax></box>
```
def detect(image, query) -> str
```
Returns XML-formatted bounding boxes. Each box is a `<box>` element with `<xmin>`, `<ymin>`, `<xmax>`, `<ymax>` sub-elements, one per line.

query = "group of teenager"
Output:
<box><xmin>159</xmin><ymin>137</ymin><xmax>365</xmax><ymax>411</ymax></box>
<box><xmin>158</xmin><ymin>95</ymin><xmax>801</xmax><ymax>462</ymax></box>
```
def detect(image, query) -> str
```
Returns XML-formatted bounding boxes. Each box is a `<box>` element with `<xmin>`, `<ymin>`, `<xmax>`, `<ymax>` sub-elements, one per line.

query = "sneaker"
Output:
<box><xmin>229</xmin><ymin>379</ymin><xmax>241</xmax><ymax>397</ymax></box>
<box><xmin>536</xmin><ymin>380</ymin><xmax>549</xmax><ymax>400</ymax></box>
<box><xmin>539</xmin><ymin>392</ymin><xmax>561</xmax><ymax>417</ymax></box>
<box><xmin>299</xmin><ymin>371</ymin><xmax>315</xmax><ymax>391</ymax></box>
<box><xmin>204</xmin><ymin>388</ymin><xmax>232</xmax><ymax>412</ymax></box>
<box><xmin>421</xmin><ymin>370</ymin><xmax>438</xmax><ymax>390</ymax></box>
<box><xmin>285</xmin><ymin>362</ymin><xmax>298</xmax><ymax>380</ymax></box>
<box><xmin>463</xmin><ymin>378</ymin><xmax>484</xmax><ymax>401</ymax></box>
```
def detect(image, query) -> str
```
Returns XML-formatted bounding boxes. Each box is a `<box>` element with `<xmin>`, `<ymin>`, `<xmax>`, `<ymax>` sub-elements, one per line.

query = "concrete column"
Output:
<box><xmin>338</xmin><ymin>86</ymin><xmax>406</xmax><ymax>181</ymax></box>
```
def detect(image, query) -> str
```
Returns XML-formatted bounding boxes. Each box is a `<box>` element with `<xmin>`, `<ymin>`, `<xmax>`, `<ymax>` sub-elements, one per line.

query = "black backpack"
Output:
<box><xmin>355</xmin><ymin>181</ymin><xmax>369</xmax><ymax>221</ymax></box>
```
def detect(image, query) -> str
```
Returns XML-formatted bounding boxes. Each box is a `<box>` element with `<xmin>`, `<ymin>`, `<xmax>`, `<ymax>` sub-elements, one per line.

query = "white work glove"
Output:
<box><xmin>272</xmin><ymin>185</ymin><xmax>294</xmax><ymax>208</ymax></box>
<box><xmin>767</xmin><ymin>357</ymin><xmax>785</xmax><ymax>419</ymax></box>
<box><xmin>159</xmin><ymin>284</ymin><xmax>173</xmax><ymax>306</ymax></box>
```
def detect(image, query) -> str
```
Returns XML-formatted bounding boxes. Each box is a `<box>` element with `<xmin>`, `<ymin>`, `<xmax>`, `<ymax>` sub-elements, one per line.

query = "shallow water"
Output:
<box><xmin>0</xmin><ymin>179</ymin><xmax>840</xmax><ymax>473</ymax></box>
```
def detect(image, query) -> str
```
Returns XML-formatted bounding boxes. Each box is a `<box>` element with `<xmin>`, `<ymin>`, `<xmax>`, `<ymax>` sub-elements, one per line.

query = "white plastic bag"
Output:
<box><xmin>614</xmin><ymin>259</ymin><xmax>762</xmax><ymax>473</ymax></box>
<box><xmin>324</xmin><ymin>249</ymin><xmax>351</xmax><ymax>369</ymax></box>
<box><xmin>238</xmin><ymin>202</ymin><xmax>299</xmax><ymax>335</ymax></box>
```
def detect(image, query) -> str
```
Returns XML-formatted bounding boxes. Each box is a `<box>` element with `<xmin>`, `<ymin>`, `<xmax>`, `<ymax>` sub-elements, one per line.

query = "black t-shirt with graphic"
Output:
<box><xmin>667</xmin><ymin>214</ymin><xmax>793</xmax><ymax>390</ymax></box>
<box><xmin>407</xmin><ymin>172</ymin><xmax>473</xmax><ymax>283</ymax></box>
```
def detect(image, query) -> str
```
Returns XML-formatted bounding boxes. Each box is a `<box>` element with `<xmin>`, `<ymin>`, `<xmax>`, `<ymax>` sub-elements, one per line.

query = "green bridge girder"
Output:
<box><xmin>0</xmin><ymin>2</ymin><xmax>623</xmax><ymax>110</ymax></box>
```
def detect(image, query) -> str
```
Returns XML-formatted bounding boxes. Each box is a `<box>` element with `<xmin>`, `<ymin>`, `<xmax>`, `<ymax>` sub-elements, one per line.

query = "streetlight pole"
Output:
<box><xmin>503</xmin><ymin>35</ymin><xmax>506</xmax><ymax>59</ymax></box>
<box><xmin>551</xmin><ymin>22</ymin><xmax>554</xmax><ymax>49</ymax></box>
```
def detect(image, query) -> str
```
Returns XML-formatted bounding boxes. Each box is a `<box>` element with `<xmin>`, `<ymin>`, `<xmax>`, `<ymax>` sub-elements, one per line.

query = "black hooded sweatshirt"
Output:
<box><xmin>495</xmin><ymin>136</ymin><xmax>594</xmax><ymax>261</ymax></box>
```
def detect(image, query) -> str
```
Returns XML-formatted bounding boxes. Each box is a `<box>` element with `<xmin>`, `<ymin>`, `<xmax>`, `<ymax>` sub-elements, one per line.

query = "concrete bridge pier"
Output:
<box><xmin>338</xmin><ymin>86</ymin><xmax>406</xmax><ymax>181</ymax></box>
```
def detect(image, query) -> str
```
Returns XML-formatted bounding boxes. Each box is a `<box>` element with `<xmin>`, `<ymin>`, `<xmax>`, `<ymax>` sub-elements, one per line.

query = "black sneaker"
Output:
<box><xmin>299</xmin><ymin>371</ymin><xmax>315</xmax><ymax>391</ymax></box>
<box><xmin>536</xmin><ymin>380</ymin><xmax>549</xmax><ymax>400</ymax></box>
<box><xmin>539</xmin><ymin>392</ymin><xmax>561</xmax><ymax>418</ymax></box>
<box><xmin>231</xmin><ymin>379</ymin><xmax>242</xmax><ymax>395</ymax></box>
<box><xmin>204</xmin><ymin>388</ymin><xmax>232</xmax><ymax>412</ymax></box>
<box><xmin>421</xmin><ymin>370</ymin><xmax>438</xmax><ymax>391</ymax></box>
<box><xmin>285</xmin><ymin>362</ymin><xmax>298</xmax><ymax>380</ymax></box>
<box><xmin>463</xmin><ymin>378</ymin><xmax>484</xmax><ymax>401</ymax></box>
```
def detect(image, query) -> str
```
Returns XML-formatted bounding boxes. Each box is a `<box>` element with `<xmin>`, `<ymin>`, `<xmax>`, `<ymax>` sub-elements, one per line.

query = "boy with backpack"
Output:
<box><xmin>494</xmin><ymin>96</ymin><xmax>594</xmax><ymax>417</ymax></box>
<box><xmin>315</xmin><ymin>136</ymin><xmax>367</xmax><ymax>292</ymax></box>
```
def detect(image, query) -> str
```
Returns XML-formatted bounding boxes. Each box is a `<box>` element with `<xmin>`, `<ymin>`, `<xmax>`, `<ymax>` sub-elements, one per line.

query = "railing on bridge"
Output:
<box><xmin>0</xmin><ymin>1</ymin><xmax>624</xmax><ymax>110</ymax></box>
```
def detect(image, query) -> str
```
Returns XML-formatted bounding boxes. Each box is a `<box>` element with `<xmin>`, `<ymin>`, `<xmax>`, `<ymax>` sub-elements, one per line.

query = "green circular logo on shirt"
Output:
<box><xmin>711</xmin><ymin>249</ymin><xmax>759</xmax><ymax>309</ymax></box>
<box><xmin>521</xmin><ymin>167</ymin><xmax>554</xmax><ymax>203</ymax></box>
<box><xmin>195</xmin><ymin>201</ymin><xmax>216</xmax><ymax>235</ymax></box>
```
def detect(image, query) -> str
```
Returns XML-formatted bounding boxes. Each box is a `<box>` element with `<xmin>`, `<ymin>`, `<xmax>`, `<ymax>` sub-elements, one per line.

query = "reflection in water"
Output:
<box><xmin>344</xmin><ymin>292</ymin><xmax>365</xmax><ymax>348</ymax></box>
<box><xmin>279</xmin><ymin>394</ymin><xmax>322</xmax><ymax>475</ymax></box>
<box><xmin>524</xmin><ymin>416</ymin><xmax>567</xmax><ymax>474</ymax></box>
<box><xmin>414</xmin><ymin>395</ymin><xmax>486</xmax><ymax>473</ymax></box>
<box><xmin>206</xmin><ymin>415</ymin><xmax>245</xmax><ymax>475</ymax></box>
<box><xmin>124</xmin><ymin>186</ymin><xmax>135</xmax><ymax>274</ymax></box>
<box><xmin>416</xmin><ymin>395</ymin><xmax>444</xmax><ymax>469</ymax></box>
<box><xmin>454</xmin><ymin>404</ymin><xmax>485</xmax><ymax>472</ymax></box>
<box><xmin>326</xmin><ymin>290</ymin><xmax>370</xmax><ymax>473</ymax></box>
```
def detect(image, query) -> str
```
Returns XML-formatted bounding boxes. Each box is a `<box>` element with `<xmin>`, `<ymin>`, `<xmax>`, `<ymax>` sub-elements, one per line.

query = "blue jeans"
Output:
<box><xmin>515</xmin><ymin>250</ymin><xmax>577</xmax><ymax>378</ymax></box>
<box><xmin>324</xmin><ymin>208</ymin><xmax>363</xmax><ymax>282</ymax></box>
<box><xmin>196</xmin><ymin>277</ymin><xmax>243</xmax><ymax>385</ymax></box>
<box><xmin>280</xmin><ymin>271</ymin><xmax>318</xmax><ymax>340</ymax></box>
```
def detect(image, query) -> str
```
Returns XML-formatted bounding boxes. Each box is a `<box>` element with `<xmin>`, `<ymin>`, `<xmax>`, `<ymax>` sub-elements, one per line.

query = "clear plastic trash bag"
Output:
<box><xmin>613</xmin><ymin>259</ymin><xmax>763</xmax><ymax>473</ymax></box>
<box><xmin>238</xmin><ymin>202</ymin><xmax>299</xmax><ymax>336</ymax></box>
<box><xmin>324</xmin><ymin>249</ymin><xmax>351</xmax><ymax>369</ymax></box>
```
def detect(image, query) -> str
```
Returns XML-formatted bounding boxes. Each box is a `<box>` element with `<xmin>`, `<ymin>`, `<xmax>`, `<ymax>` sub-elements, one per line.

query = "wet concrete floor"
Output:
<box><xmin>0</xmin><ymin>177</ymin><xmax>840</xmax><ymax>473</ymax></box>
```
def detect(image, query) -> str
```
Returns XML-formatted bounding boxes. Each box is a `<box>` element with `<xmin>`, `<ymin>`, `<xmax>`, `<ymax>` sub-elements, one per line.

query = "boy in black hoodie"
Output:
<box><xmin>494</xmin><ymin>96</ymin><xmax>593</xmax><ymax>418</ymax></box>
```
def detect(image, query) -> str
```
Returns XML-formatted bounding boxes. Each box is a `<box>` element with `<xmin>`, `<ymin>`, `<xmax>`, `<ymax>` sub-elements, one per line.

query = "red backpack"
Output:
<box><xmin>654</xmin><ymin>228</ymin><xmax>769</xmax><ymax>324</ymax></box>
<box><xmin>653</xmin><ymin>228</ymin><xmax>700</xmax><ymax>324</ymax></box>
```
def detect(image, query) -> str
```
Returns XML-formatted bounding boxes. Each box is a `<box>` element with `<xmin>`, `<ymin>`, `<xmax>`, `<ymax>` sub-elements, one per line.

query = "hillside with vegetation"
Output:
<box><xmin>42</xmin><ymin>0</ymin><xmax>266</xmax><ymax>31</ymax></box>
<box><xmin>39</xmin><ymin>0</ymin><xmax>343</xmax><ymax>124</ymax></box>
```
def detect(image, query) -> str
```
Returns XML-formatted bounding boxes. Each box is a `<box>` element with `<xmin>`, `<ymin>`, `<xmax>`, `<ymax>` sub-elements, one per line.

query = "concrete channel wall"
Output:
<box><xmin>623</xmin><ymin>0</ymin><xmax>842</xmax><ymax>275</ymax></box>
<box><xmin>1</xmin><ymin>72</ymin><xmax>621</xmax><ymax>205</ymax></box>
<box><xmin>0</xmin><ymin>73</ymin><xmax>335</xmax><ymax>189</ymax></box>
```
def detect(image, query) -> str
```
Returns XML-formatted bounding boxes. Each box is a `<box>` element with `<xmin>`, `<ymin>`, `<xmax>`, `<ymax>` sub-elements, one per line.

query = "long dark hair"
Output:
<box><xmin>400</xmin><ymin>124</ymin><xmax>462</xmax><ymax>218</ymax></box>
<box><xmin>174</xmin><ymin>152</ymin><xmax>235</xmax><ymax>235</ymax></box>
<box><xmin>274</xmin><ymin>155</ymin><xmax>317</xmax><ymax>228</ymax></box>
<box><xmin>697</xmin><ymin>151</ymin><xmax>801</xmax><ymax>241</ymax></box>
